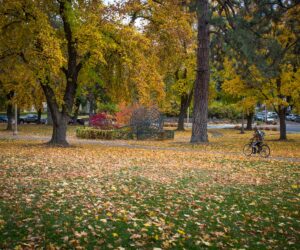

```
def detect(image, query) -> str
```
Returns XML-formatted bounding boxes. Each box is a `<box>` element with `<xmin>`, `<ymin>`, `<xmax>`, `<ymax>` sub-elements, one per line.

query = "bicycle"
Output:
<box><xmin>243</xmin><ymin>139</ymin><xmax>270</xmax><ymax>158</ymax></box>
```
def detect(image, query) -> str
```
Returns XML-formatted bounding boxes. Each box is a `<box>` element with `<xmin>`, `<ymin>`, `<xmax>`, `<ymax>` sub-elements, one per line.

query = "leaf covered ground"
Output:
<box><xmin>0</xmin><ymin>125</ymin><xmax>299</xmax><ymax>249</ymax></box>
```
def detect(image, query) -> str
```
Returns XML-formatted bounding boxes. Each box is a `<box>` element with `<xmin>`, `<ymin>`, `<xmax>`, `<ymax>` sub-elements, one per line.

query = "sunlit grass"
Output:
<box><xmin>0</xmin><ymin>138</ymin><xmax>299</xmax><ymax>249</ymax></box>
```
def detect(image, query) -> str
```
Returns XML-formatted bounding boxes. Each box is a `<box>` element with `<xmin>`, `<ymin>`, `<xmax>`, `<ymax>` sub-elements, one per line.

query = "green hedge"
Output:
<box><xmin>208</xmin><ymin>102</ymin><xmax>241</xmax><ymax>120</ymax></box>
<box><xmin>76</xmin><ymin>127</ymin><xmax>175</xmax><ymax>140</ymax></box>
<box><xmin>76</xmin><ymin>127</ymin><xmax>134</xmax><ymax>140</ymax></box>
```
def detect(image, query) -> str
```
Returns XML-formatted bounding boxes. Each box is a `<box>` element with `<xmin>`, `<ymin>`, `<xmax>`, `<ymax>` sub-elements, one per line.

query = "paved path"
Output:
<box><xmin>1</xmin><ymin>134</ymin><xmax>299</xmax><ymax>163</ymax></box>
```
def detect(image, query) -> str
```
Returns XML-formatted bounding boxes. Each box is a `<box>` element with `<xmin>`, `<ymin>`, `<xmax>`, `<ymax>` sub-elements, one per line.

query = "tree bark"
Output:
<box><xmin>6</xmin><ymin>91</ymin><xmax>14</xmax><ymax>131</ymax></box>
<box><xmin>50</xmin><ymin>112</ymin><xmax>69</xmax><ymax>146</ymax></box>
<box><xmin>37</xmin><ymin>108</ymin><xmax>42</xmax><ymax>124</ymax></box>
<box><xmin>72</xmin><ymin>98</ymin><xmax>81</xmax><ymax>124</ymax></box>
<box><xmin>177</xmin><ymin>91</ymin><xmax>193</xmax><ymax>131</ymax></box>
<box><xmin>41</xmin><ymin>83</ymin><xmax>69</xmax><ymax>146</ymax></box>
<box><xmin>47</xmin><ymin>105</ymin><xmax>53</xmax><ymax>125</ymax></box>
<box><xmin>178</xmin><ymin>95</ymin><xmax>188</xmax><ymax>131</ymax></box>
<box><xmin>246</xmin><ymin>112</ymin><xmax>254</xmax><ymax>130</ymax></box>
<box><xmin>278</xmin><ymin>105</ymin><xmax>287</xmax><ymax>140</ymax></box>
<box><xmin>276</xmin><ymin>78</ymin><xmax>287</xmax><ymax>140</ymax></box>
<box><xmin>88</xmin><ymin>92</ymin><xmax>95</xmax><ymax>117</ymax></box>
<box><xmin>17</xmin><ymin>108</ymin><xmax>20</xmax><ymax>124</ymax></box>
<box><xmin>191</xmin><ymin>0</ymin><xmax>210</xmax><ymax>143</ymax></box>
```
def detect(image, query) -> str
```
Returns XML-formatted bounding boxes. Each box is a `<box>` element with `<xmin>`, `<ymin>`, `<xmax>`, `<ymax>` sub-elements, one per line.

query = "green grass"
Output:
<box><xmin>0</xmin><ymin>129</ymin><xmax>299</xmax><ymax>249</ymax></box>
<box><xmin>0</xmin><ymin>162</ymin><xmax>299</xmax><ymax>249</ymax></box>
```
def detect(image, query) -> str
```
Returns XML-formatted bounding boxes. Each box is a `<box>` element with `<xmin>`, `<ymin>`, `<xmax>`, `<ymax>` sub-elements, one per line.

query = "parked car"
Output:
<box><xmin>41</xmin><ymin>118</ymin><xmax>47</xmax><ymax>124</ymax></box>
<box><xmin>254</xmin><ymin>113</ymin><xmax>265</xmax><ymax>121</ymax></box>
<box><xmin>267</xmin><ymin>112</ymin><xmax>278</xmax><ymax>119</ymax></box>
<box><xmin>294</xmin><ymin>116</ymin><xmax>300</xmax><ymax>123</ymax></box>
<box><xmin>0</xmin><ymin>115</ymin><xmax>8</xmax><ymax>123</ymax></box>
<box><xmin>19</xmin><ymin>114</ymin><xmax>39</xmax><ymax>124</ymax></box>
<box><xmin>286</xmin><ymin>114</ymin><xmax>297</xmax><ymax>121</ymax></box>
<box><xmin>266</xmin><ymin>116</ymin><xmax>277</xmax><ymax>124</ymax></box>
<box><xmin>68</xmin><ymin>117</ymin><xmax>85</xmax><ymax>125</ymax></box>
<box><xmin>255</xmin><ymin>112</ymin><xmax>277</xmax><ymax>124</ymax></box>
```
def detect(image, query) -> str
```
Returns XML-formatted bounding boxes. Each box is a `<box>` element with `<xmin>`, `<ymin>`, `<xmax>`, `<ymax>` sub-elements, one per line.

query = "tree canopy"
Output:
<box><xmin>0</xmin><ymin>0</ymin><xmax>299</xmax><ymax>144</ymax></box>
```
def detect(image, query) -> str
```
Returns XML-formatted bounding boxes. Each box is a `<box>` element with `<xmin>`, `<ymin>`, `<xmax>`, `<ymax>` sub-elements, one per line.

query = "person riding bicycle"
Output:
<box><xmin>252</xmin><ymin>127</ymin><xmax>265</xmax><ymax>153</ymax></box>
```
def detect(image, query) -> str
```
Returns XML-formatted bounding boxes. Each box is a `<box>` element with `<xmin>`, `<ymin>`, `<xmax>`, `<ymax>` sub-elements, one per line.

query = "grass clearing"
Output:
<box><xmin>0</xmin><ymin>125</ymin><xmax>299</xmax><ymax>249</ymax></box>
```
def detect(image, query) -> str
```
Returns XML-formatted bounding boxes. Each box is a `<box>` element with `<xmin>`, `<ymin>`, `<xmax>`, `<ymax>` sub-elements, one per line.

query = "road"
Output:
<box><xmin>185</xmin><ymin>121</ymin><xmax>300</xmax><ymax>133</ymax></box>
<box><xmin>286</xmin><ymin>121</ymin><xmax>300</xmax><ymax>133</ymax></box>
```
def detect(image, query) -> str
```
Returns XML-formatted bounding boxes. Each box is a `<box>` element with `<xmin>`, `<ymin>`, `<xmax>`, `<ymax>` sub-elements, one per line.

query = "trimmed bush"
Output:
<box><xmin>76</xmin><ymin>127</ymin><xmax>134</xmax><ymax>140</ymax></box>
<box><xmin>76</xmin><ymin>127</ymin><xmax>175</xmax><ymax>140</ymax></box>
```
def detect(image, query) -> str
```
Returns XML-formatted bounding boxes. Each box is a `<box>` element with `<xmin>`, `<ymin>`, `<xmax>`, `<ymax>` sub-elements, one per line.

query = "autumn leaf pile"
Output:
<box><xmin>0</xmin><ymin>129</ymin><xmax>299</xmax><ymax>249</ymax></box>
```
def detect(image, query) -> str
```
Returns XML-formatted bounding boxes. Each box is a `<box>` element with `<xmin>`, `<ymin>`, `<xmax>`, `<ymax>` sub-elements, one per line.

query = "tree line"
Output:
<box><xmin>0</xmin><ymin>0</ymin><xmax>299</xmax><ymax>146</ymax></box>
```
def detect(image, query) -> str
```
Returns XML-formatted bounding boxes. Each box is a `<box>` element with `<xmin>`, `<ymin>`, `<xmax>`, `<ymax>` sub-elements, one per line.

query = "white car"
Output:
<box><xmin>267</xmin><ymin>112</ymin><xmax>278</xmax><ymax>118</ymax></box>
<box><xmin>286</xmin><ymin>114</ymin><xmax>297</xmax><ymax>121</ymax></box>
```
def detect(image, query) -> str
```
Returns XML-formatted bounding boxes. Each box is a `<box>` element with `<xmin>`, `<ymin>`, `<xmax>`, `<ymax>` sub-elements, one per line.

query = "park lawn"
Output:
<box><xmin>1</xmin><ymin>123</ymin><xmax>300</xmax><ymax>158</ymax></box>
<box><xmin>0</xmin><ymin>139</ymin><xmax>299</xmax><ymax>249</ymax></box>
<box><xmin>0</xmin><ymin>124</ymin><xmax>78</xmax><ymax>137</ymax></box>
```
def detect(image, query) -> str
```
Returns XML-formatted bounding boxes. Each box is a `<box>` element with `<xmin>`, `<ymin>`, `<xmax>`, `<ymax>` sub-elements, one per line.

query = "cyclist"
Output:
<box><xmin>252</xmin><ymin>127</ymin><xmax>265</xmax><ymax>153</ymax></box>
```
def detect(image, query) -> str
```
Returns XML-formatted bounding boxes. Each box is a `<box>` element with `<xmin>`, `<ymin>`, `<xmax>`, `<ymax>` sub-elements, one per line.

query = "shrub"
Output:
<box><xmin>208</xmin><ymin>102</ymin><xmax>241</xmax><ymax>120</ymax></box>
<box><xmin>115</xmin><ymin>103</ymin><xmax>141</xmax><ymax>126</ymax></box>
<box><xmin>76</xmin><ymin>127</ymin><xmax>133</xmax><ymax>140</ymax></box>
<box><xmin>76</xmin><ymin>127</ymin><xmax>175</xmax><ymax>140</ymax></box>
<box><xmin>89</xmin><ymin>113</ymin><xmax>119</xmax><ymax>129</ymax></box>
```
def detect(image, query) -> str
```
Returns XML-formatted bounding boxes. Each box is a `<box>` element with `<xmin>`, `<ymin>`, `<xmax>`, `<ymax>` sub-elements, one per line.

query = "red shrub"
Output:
<box><xmin>89</xmin><ymin>113</ymin><xmax>120</xmax><ymax>130</ymax></box>
<box><xmin>115</xmin><ymin>103</ymin><xmax>141</xmax><ymax>126</ymax></box>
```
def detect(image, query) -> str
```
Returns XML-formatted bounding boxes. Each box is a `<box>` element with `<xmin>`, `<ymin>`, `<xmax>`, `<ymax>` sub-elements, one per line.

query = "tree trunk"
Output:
<box><xmin>72</xmin><ymin>98</ymin><xmax>81</xmax><ymax>124</ymax></box>
<box><xmin>178</xmin><ymin>95</ymin><xmax>188</xmax><ymax>131</ymax></box>
<box><xmin>37</xmin><ymin>109</ymin><xmax>42</xmax><ymax>124</ymax></box>
<box><xmin>6</xmin><ymin>91</ymin><xmax>14</xmax><ymax>131</ymax></box>
<box><xmin>87</xmin><ymin>91</ymin><xmax>95</xmax><ymax>118</ymax></box>
<box><xmin>41</xmin><ymin>83</ymin><xmax>69</xmax><ymax>146</ymax></box>
<box><xmin>191</xmin><ymin>0</ymin><xmax>210</xmax><ymax>143</ymax></box>
<box><xmin>276</xmin><ymin>78</ymin><xmax>287</xmax><ymax>140</ymax></box>
<box><xmin>17</xmin><ymin>108</ymin><xmax>20</xmax><ymax>124</ymax></box>
<box><xmin>47</xmin><ymin>105</ymin><xmax>53</xmax><ymax>125</ymax></box>
<box><xmin>38</xmin><ymin>1</ymin><xmax>87</xmax><ymax>146</ymax></box>
<box><xmin>241</xmin><ymin>110</ymin><xmax>245</xmax><ymax>134</ymax></box>
<box><xmin>49</xmin><ymin>112</ymin><xmax>69</xmax><ymax>146</ymax></box>
<box><xmin>246</xmin><ymin>112</ymin><xmax>254</xmax><ymax>130</ymax></box>
<box><xmin>278</xmin><ymin>105</ymin><xmax>287</xmax><ymax>140</ymax></box>
<box><xmin>177</xmin><ymin>90</ymin><xmax>193</xmax><ymax>131</ymax></box>
<box><xmin>6</xmin><ymin>103</ymin><xmax>13</xmax><ymax>131</ymax></box>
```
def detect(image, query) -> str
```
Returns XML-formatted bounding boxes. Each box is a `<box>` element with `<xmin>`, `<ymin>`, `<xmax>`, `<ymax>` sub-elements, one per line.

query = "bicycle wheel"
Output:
<box><xmin>243</xmin><ymin>143</ymin><xmax>253</xmax><ymax>156</ymax></box>
<box><xmin>259</xmin><ymin>144</ymin><xmax>270</xmax><ymax>158</ymax></box>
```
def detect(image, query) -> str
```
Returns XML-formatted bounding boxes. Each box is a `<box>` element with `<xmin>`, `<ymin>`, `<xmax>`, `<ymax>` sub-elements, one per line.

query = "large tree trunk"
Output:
<box><xmin>246</xmin><ymin>112</ymin><xmax>254</xmax><ymax>130</ymax></box>
<box><xmin>6</xmin><ymin>91</ymin><xmax>14</xmax><ymax>131</ymax></box>
<box><xmin>41</xmin><ymin>83</ymin><xmax>69</xmax><ymax>146</ymax></box>
<box><xmin>278</xmin><ymin>105</ymin><xmax>287</xmax><ymax>140</ymax></box>
<box><xmin>191</xmin><ymin>0</ymin><xmax>210</xmax><ymax>143</ymax></box>
<box><xmin>50</xmin><ymin>112</ymin><xmax>69</xmax><ymax>146</ymax></box>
